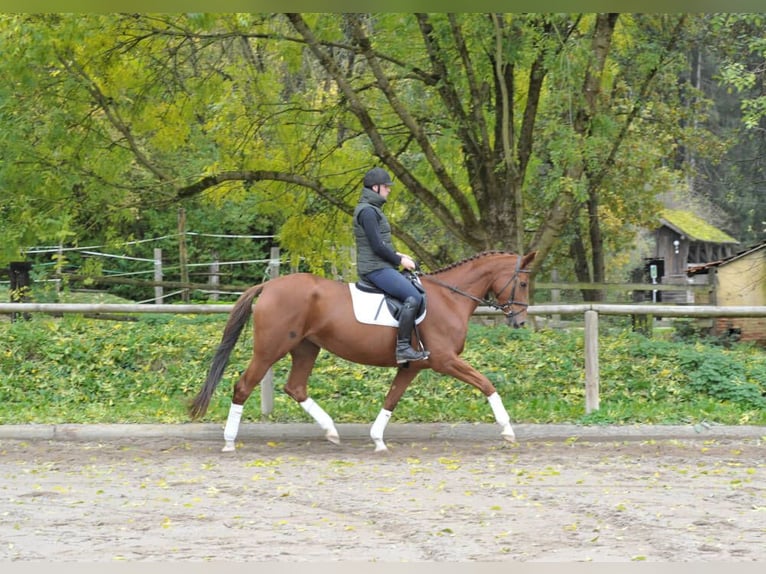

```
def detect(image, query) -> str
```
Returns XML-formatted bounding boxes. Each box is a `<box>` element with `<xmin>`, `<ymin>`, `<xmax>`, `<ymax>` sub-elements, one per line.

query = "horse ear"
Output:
<box><xmin>521</xmin><ymin>251</ymin><xmax>537</xmax><ymax>268</ymax></box>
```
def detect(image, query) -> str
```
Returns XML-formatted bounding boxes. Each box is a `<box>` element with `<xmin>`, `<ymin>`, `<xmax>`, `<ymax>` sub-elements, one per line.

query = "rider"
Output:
<box><xmin>353</xmin><ymin>167</ymin><xmax>430</xmax><ymax>364</ymax></box>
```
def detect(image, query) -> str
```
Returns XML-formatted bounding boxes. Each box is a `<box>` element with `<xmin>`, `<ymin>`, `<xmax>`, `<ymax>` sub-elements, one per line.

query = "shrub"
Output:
<box><xmin>1</xmin><ymin>314</ymin><xmax>765</xmax><ymax>425</ymax></box>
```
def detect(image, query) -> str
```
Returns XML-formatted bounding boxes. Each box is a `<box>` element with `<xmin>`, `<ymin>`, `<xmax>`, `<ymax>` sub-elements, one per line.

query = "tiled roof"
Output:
<box><xmin>687</xmin><ymin>241</ymin><xmax>766</xmax><ymax>276</ymax></box>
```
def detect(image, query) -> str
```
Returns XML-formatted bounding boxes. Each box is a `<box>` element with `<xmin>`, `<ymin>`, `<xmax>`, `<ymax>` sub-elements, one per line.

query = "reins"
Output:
<box><xmin>418</xmin><ymin>255</ymin><xmax>530</xmax><ymax>321</ymax></box>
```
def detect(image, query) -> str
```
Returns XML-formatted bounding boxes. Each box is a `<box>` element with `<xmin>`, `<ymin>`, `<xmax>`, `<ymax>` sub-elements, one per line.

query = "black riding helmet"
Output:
<box><xmin>363</xmin><ymin>167</ymin><xmax>394</xmax><ymax>188</ymax></box>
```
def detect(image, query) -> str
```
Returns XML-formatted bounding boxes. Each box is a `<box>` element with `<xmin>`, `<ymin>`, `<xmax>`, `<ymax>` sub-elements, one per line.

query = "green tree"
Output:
<box><xmin>694</xmin><ymin>13</ymin><xmax>766</xmax><ymax>244</ymax></box>
<box><xmin>0</xmin><ymin>13</ymin><xmax>725</xmax><ymax>292</ymax></box>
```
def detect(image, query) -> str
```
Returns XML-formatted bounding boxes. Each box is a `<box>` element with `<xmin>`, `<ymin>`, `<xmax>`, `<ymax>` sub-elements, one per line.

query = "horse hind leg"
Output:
<box><xmin>222</xmin><ymin>356</ymin><xmax>274</xmax><ymax>452</ymax></box>
<box><xmin>284</xmin><ymin>341</ymin><xmax>340</xmax><ymax>445</ymax></box>
<box><xmin>300</xmin><ymin>398</ymin><xmax>340</xmax><ymax>445</ymax></box>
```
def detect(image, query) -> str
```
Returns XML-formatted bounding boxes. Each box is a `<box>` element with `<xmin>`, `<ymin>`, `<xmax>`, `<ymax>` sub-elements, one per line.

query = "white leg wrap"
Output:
<box><xmin>224</xmin><ymin>402</ymin><xmax>244</xmax><ymax>442</ymax></box>
<box><xmin>300</xmin><ymin>397</ymin><xmax>335</xmax><ymax>431</ymax></box>
<box><xmin>222</xmin><ymin>403</ymin><xmax>244</xmax><ymax>451</ymax></box>
<box><xmin>487</xmin><ymin>392</ymin><xmax>510</xmax><ymax>426</ymax></box>
<box><xmin>488</xmin><ymin>392</ymin><xmax>515</xmax><ymax>442</ymax></box>
<box><xmin>300</xmin><ymin>397</ymin><xmax>340</xmax><ymax>444</ymax></box>
<box><xmin>370</xmin><ymin>409</ymin><xmax>392</xmax><ymax>452</ymax></box>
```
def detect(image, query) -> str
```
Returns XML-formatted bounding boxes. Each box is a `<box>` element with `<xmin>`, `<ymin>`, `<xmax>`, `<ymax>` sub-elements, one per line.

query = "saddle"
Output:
<box><xmin>349</xmin><ymin>272</ymin><xmax>427</xmax><ymax>327</ymax></box>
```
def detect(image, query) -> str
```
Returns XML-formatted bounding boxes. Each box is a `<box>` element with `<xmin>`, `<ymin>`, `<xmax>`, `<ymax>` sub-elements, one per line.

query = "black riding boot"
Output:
<box><xmin>396</xmin><ymin>296</ymin><xmax>430</xmax><ymax>364</ymax></box>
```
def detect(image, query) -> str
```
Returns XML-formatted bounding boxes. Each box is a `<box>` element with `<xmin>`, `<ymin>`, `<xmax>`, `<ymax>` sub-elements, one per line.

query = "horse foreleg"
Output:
<box><xmin>435</xmin><ymin>356</ymin><xmax>516</xmax><ymax>443</ymax></box>
<box><xmin>370</xmin><ymin>408</ymin><xmax>392</xmax><ymax>453</ymax></box>
<box><xmin>371</xmin><ymin>368</ymin><xmax>420</xmax><ymax>453</ymax></box>
<box><xmin>487</xmin><ymin>392</ymin><xmax>515</xmax><ymax>442</ymax></box>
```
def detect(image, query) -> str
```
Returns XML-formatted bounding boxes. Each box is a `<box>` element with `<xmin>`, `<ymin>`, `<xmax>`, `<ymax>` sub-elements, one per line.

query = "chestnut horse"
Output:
<box><xmin>189</xmin><ymin>250</ymin><xmax>536</xmax><ymax>452</ymax></box>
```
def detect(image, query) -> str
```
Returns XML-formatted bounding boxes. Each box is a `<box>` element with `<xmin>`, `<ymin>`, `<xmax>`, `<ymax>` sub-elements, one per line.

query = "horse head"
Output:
<box><xmin>492</xmin><ymin>251</ymin><xmax>536</xmax><ymax>328</ymax></box>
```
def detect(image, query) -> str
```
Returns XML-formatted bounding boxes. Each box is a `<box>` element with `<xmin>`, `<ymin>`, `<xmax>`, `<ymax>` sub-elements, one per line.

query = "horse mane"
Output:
<box><xmin>425</xmin><ymin>250</ymin><xmax>514</xmax><ymax>275</ymax></box>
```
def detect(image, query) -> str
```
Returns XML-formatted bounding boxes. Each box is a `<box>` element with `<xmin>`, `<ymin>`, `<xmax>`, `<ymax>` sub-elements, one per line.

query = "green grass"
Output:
<box><xmin>1</xmin><ymin>311</ymin><xmax>765</xmax><ymax>426</ymax></box>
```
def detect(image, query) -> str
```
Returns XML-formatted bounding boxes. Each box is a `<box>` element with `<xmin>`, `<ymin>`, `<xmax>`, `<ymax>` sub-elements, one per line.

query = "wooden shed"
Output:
<box><xmin>650</xmin><ymin>209</ymin><xmax>739</xmax><ymax>304</ymax></box>
<box><xmin>687</xmin><ymin>241</ymin><xmax>766</xmax><ymax>343</ymax></box>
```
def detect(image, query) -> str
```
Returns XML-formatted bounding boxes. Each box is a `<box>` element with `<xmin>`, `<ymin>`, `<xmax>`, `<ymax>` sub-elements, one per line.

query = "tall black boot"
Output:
<box><xmin>396</xmin><ymin>296</ymin><xmax>430</xmax><ymax>364</ymax></box>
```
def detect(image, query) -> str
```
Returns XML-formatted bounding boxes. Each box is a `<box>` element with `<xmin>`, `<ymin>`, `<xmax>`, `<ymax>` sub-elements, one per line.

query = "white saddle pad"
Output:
<box><xmin>348</xmin><ymin>284</ymin><xmax>427</xmax><ymax>327</ymax></box>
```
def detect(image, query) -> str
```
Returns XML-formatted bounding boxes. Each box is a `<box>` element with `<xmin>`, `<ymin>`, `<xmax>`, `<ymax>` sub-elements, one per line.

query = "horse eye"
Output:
<box><xmin>520</xmin><ymin>281</ymin><xmax>527</xmax><ymax>288</ymax></box>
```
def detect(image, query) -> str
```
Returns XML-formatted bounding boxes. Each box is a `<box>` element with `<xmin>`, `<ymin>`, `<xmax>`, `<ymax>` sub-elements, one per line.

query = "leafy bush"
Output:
<box><xmin>1</xmin><ymin>314</ymin><xmax>765</xmax><ymax>426</ymax></box>
<box><xmin>676</xmin><ymin>346</ymin><xmax>766</xmax><ymax>409</ymax></box>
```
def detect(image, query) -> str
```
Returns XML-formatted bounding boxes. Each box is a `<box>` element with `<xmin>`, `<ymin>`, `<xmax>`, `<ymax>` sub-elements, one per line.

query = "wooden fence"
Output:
<box><xmin>4</xmin><ymin>301</ymin><xmax>766</xmax><ymax>416</ymax></box>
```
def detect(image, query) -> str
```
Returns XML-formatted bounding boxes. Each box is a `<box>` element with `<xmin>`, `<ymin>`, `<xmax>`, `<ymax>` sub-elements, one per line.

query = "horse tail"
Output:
<box><xmin>189</xmin><ymin>283</ymin><xmax>265</xmax><ymax>419</ymax></box>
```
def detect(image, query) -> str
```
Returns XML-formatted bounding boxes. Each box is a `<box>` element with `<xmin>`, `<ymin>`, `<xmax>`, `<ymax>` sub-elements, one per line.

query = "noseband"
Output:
<box><xmin>424</xmin><ymin>256</ymin><xmax>530</xmax><ymax>323</ymax></box>
<box><xmin>490</xmin><ymin>255</ymin><xmax>530</xmax><ymax>323</ymax></box>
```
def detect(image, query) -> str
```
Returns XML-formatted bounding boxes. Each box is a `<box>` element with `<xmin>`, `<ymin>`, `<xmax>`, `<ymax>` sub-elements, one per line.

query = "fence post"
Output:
<box><xmin>178</xmin><ymin>208</ymin><xmax>189</xmax><ymax>303</ymax></box>
<box><xmin>260</xmin><ymin>247</ymin><xmax>281</xmax><ymax>417</ymax></box>
<box><xmin>584</xmin><ymin>309</ymin><xmax>600</xmax><ymax>413</ymax></box>
<box><xmin>55</xmin><ymin>243</ymin><xmax>63</xmax><ymax>297</ymax></box>
<box><xmin>209</xmin><ymin>251</ymin><xmax>219</xmax><ymax>302</ymax></box>
<box><xmin>153</xmin><ymin>248</ymin><xmax>164</xmax><ymax>304</ymax></box>
<box><xmin>9</xmin><ymin>261</ymin><xmax>33</xmax><ymax>322</ymax></box>
<box><xmin>551</xmin><ymin>269</ymin><xmax>561</xmax><ymax>328</ymax></box>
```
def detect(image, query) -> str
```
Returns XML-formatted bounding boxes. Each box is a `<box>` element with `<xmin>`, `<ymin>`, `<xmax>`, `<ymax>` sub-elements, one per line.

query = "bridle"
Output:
<box><xmin>421</xmin><ymin>255</ymin><xmax>531</xmax><ymax>324</ymax></box>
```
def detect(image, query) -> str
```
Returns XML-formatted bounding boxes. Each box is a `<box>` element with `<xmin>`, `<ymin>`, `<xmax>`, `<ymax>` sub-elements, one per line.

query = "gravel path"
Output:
<box><xmin>1</xmin><ymin>432</ymin><xmax>764</xmax><ymax>562</ymax></box>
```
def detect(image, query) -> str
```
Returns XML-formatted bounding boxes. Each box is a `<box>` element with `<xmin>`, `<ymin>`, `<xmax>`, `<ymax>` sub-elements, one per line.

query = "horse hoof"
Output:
<box><xmin>373</xmin><ymin>441</ymin><xmax>388</xmax><ymax>453</ymax></box>
<box><xmin>222</xmin><ymin>441</ymin><xmax>236</xmax><ymax>452</ymax></box>
<box><xmin>326</xmin><ymin>430</ymin><xmax>341</xmax><ymax>445</ymax></box>
<box><xmin>501</xmin><ymin>425</ymin><xmax>516</xmax><ymax>443</ymax></box>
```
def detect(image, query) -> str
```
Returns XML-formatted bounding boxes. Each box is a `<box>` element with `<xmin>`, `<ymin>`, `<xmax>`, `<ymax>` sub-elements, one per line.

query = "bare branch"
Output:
<box><xmin>590</xmin><ymin>14</ymin><xmax>687</xmax><ymax>189</ymax></box>
<box><xmin>347</xmin><ymin>15</ymin><xmax>480</xmax><ymax>233</ymax></box>
<box><xmin>416</xmin><ymin>14</ymin><xmax>495</xmax><ymax>217</ymax></box>
<box><xmin>285</xmin><ymin>13</ymin><xmax>478</xmax><ymax>245</ymax></box>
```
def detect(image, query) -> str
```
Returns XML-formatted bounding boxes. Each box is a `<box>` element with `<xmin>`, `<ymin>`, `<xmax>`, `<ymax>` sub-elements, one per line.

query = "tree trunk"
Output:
<box><xmin>579</xmin><ymin>14</ymin><xmax>618</xmax><ymax>300</ymax></box>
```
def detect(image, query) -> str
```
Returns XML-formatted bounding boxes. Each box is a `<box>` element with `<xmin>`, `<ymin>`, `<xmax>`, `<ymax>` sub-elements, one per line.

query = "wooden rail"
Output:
<box><xmin>6</xmin><ymin>302</ymin><xmax>766</xmax><ymax>317</ymax></box>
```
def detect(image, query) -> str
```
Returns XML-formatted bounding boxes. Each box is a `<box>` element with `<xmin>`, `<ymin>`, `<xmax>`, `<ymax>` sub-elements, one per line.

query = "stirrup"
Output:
<box><xmin>396</xmin><ymin>347</ymin><xmax>430</xmax><ymax>364</ymax></box>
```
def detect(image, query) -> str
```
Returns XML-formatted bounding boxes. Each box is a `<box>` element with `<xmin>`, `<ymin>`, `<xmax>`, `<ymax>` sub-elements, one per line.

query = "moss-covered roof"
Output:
<box><xmin>660</xmin><ymin>209</ymin><xmax>739</xmax><ymax>244</ymax></box>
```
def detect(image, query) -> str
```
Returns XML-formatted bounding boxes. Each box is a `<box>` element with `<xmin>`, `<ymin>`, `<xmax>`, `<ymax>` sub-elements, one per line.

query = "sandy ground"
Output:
<box><xmin>0</xmin><ymin>435</ymin><xmax>764</xmax><ymax>562</ymax></box>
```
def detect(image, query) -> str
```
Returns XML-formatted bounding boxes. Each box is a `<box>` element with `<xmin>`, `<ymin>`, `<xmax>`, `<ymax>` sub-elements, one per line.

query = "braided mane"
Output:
<box><xmin>426</xmin><ymin>250</ymin><xmax>514</xmax><ymax>275</ymax></box>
